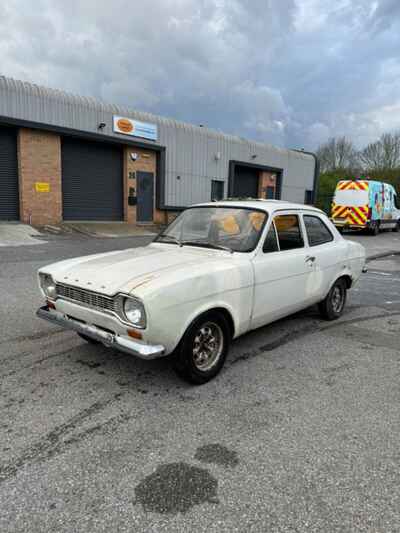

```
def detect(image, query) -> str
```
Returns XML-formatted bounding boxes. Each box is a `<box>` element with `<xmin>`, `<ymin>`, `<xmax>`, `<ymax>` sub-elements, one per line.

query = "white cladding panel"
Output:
<box><xmin>0</xmin><ymin>76</ymin><xmax>316</xmax><ymax>207</ymax></box>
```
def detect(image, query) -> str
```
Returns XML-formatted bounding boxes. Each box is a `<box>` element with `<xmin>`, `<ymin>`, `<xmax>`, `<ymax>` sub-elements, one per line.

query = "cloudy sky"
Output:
<box><xmin>1</xmin><ymin>0</ymin><xmax>399</xmax><ymax>150</ymax></box>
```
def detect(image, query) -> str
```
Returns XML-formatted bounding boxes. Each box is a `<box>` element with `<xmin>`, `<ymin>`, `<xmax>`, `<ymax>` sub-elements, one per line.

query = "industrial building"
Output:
<box><xmin>0</xmin><ymin>76</ymin><xmax>318</xmax><ymax>226</ymax></box>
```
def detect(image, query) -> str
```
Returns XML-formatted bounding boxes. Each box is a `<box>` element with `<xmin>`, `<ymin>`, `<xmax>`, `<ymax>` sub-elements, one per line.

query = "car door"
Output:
<box><xmin>302</xmin><ymin>213</ymin><xmax>347</xmax><ymax>301</ymax></box>
<box><xmin>251</xmin><ymin>211</ymin><xmax>316</xmax><ymax>329</ymax></box>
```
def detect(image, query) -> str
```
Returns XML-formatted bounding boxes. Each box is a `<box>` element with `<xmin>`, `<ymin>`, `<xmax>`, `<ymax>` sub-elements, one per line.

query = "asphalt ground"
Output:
<box><xmin>1</xmin><ymin>233</ymin><xmax>400</xmax><ymax>532</ymax></box>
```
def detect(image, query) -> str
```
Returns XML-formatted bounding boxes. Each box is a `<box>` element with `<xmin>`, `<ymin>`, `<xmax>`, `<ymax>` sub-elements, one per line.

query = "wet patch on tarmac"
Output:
<box><xmin>134</xmin><ymin>462</ymin><xmax>219</xmax><ymax>514</ymax></box>
<box><xmin>194</xmin><ymin>443</ymin><xmax>239</xmax><ymax>468</ymax></box>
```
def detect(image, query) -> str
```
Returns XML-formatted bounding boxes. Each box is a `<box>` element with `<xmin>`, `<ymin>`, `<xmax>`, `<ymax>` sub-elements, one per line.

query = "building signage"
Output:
<box><xmin>113</xmin><ymin>116</ymin><xmax>157</xmax><ymax>141</ymax></box>
<box><xmin>35</xmin><ymin>182</ymin><xmax>50</xmax><ymax>193</ymax></box>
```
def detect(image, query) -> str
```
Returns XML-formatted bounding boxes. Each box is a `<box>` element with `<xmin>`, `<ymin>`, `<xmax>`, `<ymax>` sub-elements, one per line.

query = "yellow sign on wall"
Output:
<box><xmin>35</xmin><ymin>182</ymin><xmax>50</xmax><ymax>193</ymax></box>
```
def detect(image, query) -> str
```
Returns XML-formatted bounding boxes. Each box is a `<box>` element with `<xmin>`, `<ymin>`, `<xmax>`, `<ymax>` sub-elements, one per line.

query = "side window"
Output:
<box><xmin>304</xmin><ymin>215</ymin><xmax>333</xmax><ymax>246</ymax></box>
<box><xmin>263</xmin><ymin>222</ymin><xmax>279</xmax><ymax>253</ymax></box>
<box><xmin>274</xmin><ymin>215</ymin><xmax>304</xmax><ymax>251</ymax></box>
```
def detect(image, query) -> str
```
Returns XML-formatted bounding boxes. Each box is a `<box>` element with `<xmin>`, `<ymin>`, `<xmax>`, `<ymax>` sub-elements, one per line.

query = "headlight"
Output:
<box><xmin>39</xmin><ymin>273</ymin><xmax>57</xmax><ymax>299</ymax></box>
<box><xmin>123</xmin><ymin>297</ymin><xmax>146</xmax><ymax>328</ymax></box>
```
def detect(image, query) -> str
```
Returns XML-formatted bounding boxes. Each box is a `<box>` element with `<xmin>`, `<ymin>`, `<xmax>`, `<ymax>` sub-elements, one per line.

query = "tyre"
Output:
<box><xmin>318</xmin><ymin>278</ymin><xmax>347</xmax><ymax>320</ymax></box>
<box><xmin>369</xmin><ymin>221</ymin><xmax>379</xmax><ymax>236</ymax></box>
<box><xmin>172</xmin><ymin>311</ymin><xmax>231</xmax><ymax>384</ymax></box>
<box><xmin>392</xmin><ymin>220</ymin><xmax>400</xmax><ymax>232</ymax></box>
<box><xmin>77</xmin><ymin>332</ymin><xmax>101</xmax><ymax>344</ymax></box>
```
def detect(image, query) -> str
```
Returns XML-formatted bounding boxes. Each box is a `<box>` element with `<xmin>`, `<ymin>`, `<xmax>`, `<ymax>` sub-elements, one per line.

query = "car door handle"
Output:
<box><xmin>305</xmin><ymin>255</ymin><xmax>316</xmax><ymax>264</ymax></box>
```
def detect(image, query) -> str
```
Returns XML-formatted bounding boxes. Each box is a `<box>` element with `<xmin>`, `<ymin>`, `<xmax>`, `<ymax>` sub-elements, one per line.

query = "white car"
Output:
<box><xmin>37</xmin><ymin>200</ymin><xmax>366</xmax><ymax>384</ymax></box>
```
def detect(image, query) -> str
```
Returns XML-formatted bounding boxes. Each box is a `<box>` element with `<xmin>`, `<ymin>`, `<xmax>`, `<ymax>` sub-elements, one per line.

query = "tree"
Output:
<box><xmin>360</xmin><ymin>132</ymin><xmax>400</xmax><ymax>170</ymax></box>
<box><xmin>316</xmin><ymin>137</ymin><xmax>359</xmax><ymax>173</ymax></box>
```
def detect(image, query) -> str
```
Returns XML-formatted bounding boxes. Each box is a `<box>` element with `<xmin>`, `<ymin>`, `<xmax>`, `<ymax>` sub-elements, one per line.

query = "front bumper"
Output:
<box><xmin>36</xmin><ymin>305</ymin><xmax>166</xmax><ymax>360</ymax></box>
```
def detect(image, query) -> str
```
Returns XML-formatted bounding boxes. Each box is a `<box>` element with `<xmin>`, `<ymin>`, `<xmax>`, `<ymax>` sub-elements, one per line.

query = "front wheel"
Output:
<box><xmin>392</xmin><ymin>220</ymin><xmax>400</xmax><ymax>232</ymax></box>
<box><xmin>318</xmin><ymin>278</ymin><xmax>347</xmax><ymax>320</ymax></box>
<box><xmin>172</xmin><ymin>312</ymin><xmax>231</xmax><ymax>384</ymax></box>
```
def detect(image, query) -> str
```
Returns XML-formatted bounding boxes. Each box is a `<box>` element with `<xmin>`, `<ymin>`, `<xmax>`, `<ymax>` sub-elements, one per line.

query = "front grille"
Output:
<box><xmin>56</xmin><ymin>284</ymin><xmax>116</xmax><ymax>314</ymax></box>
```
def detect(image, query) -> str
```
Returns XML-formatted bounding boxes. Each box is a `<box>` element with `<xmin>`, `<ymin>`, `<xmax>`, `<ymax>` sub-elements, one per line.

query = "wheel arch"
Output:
<box><xmin>174</xmin><ymin>304</ymin><xmax>236</xmax><ymax>353</ymax></box>
<box><xmin>330</xmin><ymin>273</ymin><xmax>353</xmax><ymax>292</ymax></box>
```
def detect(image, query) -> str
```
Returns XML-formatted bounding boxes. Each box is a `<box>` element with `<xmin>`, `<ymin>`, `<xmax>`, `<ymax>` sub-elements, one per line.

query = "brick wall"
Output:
<box><xmin>122</xmin><ymin>146</ymin><xmax>164</xmax><ymax>224</ymax></box>
<box><xmin>18</xmin><ymin>128</ymin><xmax>62</xmax><ymax>225</ymax></box>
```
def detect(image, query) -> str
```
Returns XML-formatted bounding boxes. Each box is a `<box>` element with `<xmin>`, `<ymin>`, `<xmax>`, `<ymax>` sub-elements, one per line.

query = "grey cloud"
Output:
<box><xmin>0</xmin><ymin>0</ymin><xmax>399</xmax><ymax>150</ymax></box>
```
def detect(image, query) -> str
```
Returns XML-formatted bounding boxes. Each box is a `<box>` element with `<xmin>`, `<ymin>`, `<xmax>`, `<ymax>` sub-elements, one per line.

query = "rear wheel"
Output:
<box><xmin>392</xmin><ymin>220</ymin><xmax>400</xmax><ymax>232</ymax></box>
<box><xmin>369</xmin><ymin>221</ymin><xmax>380</xmax><ymax>236</ymax></box>
<box><xmin>318</xmin><ymin>278</ymin><xmax>347</xmax><ymax>320</ymax></box>
<box><xmin>172</xmin><ymin>312</ymin><xmax>230</xmax><ymax>384</ymax></box>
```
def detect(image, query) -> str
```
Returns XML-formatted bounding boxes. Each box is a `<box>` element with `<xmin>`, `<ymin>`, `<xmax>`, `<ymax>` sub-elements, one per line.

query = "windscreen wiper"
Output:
<box><xmin>181</xmin><ymin>240</ymin><xmax>233</xmax><ymax>253</ymax></box>
<box><xmin>156</xmin><ymin>234</ymin><xmax>182</xmax><ymax>246</ymax></box>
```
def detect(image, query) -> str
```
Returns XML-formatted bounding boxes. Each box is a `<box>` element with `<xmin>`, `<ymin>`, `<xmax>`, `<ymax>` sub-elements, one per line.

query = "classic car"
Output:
<box><xmin>37</xmin><ymin>200</ymin><xmax>366</xmax><ymax>384</ymax></box>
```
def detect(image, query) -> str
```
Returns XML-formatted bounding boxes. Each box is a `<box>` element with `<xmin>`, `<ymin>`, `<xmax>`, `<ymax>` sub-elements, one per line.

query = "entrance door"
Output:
<box><xmin>137</xmin><ymin>171</ymin><xmax>154</xmax><ymax>222</ymax></box>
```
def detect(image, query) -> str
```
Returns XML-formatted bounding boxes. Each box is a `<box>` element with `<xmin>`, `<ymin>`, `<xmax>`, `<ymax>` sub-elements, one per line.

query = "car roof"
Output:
<box><xmin>193</xmin><ymin>199</ymin><xmax>325</xmax><ymax>215</ymax></box>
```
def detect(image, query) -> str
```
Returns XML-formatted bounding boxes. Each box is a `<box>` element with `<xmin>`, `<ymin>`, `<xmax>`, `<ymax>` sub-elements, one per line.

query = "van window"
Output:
<box><xmin>304</xmin><ymin>215</ymin><xmax>334</xmax><ymax>246</ymax></box>
<box><xmin>334</xmin><ymin>189</ymin><xmax>369</xmax><ymax>207</ymax></box>
<box><xmin>274</xmin><ymin>215</ymin><xmax>304</xmax><ymax>251</ymax></box>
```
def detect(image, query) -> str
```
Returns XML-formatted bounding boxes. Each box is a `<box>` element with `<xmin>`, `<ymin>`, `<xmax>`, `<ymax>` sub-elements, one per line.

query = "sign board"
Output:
<box><xmin>35</xmin><ymin>182</ymin><xmax>50</xmax><ymax>193</ymax></box>
<box><xmin>113</xmin><ymin>116</ymin><xmax>157</xmax><ymax>141</ymax></box>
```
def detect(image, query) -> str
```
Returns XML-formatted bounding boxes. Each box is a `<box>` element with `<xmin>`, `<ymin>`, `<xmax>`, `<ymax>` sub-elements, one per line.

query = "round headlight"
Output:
<box><xmin>40</xmin><ymin>273</ymin><xmax>57</xmax><ymax>299</ymax></box>
<box><xmin>123</xmin><ymin>298</ymin><xmax>146</xmax><ymax>328</ymax></box>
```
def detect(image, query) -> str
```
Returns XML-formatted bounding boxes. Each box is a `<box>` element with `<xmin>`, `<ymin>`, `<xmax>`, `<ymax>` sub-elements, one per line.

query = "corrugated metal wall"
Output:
<box><xmin>0</xmin><ymin>76</ymin><xmax>315</xmax><ymax>207</ymax></box>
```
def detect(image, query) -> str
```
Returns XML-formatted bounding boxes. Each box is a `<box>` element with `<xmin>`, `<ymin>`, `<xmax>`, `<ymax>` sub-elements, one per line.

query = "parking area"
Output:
<box><xmin>1</xmin><ymin>232</ymin><xmax>400</xmax><ymax>532</ymax></box>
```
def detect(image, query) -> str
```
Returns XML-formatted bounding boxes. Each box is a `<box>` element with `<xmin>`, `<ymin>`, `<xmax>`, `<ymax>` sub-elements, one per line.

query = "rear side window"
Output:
<box><xmin>274</xmin><ymin>215</ymin><xmax>304</xmax><ymax>251</ymax></box>
<box><xmin>304</xmin><ymin>215</ymin><xmax>333</xmax><ymax>246</ymax></box>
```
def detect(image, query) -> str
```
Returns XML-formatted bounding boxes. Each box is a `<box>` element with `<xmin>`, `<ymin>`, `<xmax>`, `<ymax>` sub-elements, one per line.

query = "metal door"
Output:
<box><xmin>0</xmin><ymin>126</ymin><xmax>19</xmax><ymax>220</ymax></box>
<box><xmin>62</xmin><ymin>138</ymin><xmax>123</xmax><ymax>221</ymax></box>
<box><xmin>233</xmin><ymin>165</ymin><xmax>259</xmax><ymax>198</ymax></box>
<box><xmin>136</xmin><ymin>172</ymin><xmax>154</xmax><ymax>222</ymax></box>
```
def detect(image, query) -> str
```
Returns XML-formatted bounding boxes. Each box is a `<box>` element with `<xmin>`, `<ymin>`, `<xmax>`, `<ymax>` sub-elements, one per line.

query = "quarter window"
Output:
<box><xmin>274</xmin><ymin>215</ymin><xmax>304</xmax><ymax>251</ymax></box>
<box><xmin>263</xmin><ymin>222</ymin><xmax>279</xmax><ymax>253</ymax></box>
<box><xmin>303</xmin><ymin>215</ymin><xmax>333</xmax><ymax>246</ymax></box>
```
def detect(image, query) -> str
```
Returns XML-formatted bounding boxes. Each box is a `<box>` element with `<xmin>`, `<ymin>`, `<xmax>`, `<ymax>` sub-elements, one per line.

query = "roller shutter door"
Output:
<box><xmin>233</xmin><ymin>165</ymin><xmax>259</xmax><ymax>198</ymax></box>
<box><xmin>0</xmin><ymin>126</ymin><xmax>19</xmax><ymax>221</ymax></box>
<box><xmin>62</xmin><ymin>138</ymin><xmax>123</xmax><ymax>221</ymax></box>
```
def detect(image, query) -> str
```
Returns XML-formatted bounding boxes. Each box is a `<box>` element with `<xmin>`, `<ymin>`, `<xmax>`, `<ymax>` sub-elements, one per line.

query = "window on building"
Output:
<box><xmin>303</xmin><ymin>215</ymin><xmax>333</xmax><ymax>246</ymax></box>
<box><xmin>211</xmin><ymin>180</ymin><xmax>224</xmax><ymax>201</ymax></box>
<box><xmin>304</xmin><ymin>190</ymin><xmax>313</xmax><ymax>205</ymax></box>
<box><xmin>263</xmin><ymin>222</ymin><xmax>279</xmax><ymax>253</ymax></box>
<box><xmin>274</xmin><ymin>215</ymin><xmax>304</xmax><ymax>251</ymax></box>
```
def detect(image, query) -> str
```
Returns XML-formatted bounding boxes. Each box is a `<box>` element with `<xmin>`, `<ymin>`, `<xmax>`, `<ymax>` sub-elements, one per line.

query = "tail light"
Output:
<box><xmin>368</xmin><ymin>207</ymin><xmax>372</xmax><ymax>220</ymax></box>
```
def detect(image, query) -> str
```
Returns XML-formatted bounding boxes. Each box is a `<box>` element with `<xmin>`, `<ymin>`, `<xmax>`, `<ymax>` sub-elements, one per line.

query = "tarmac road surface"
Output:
<box><xmin>1</xmin><ymin>234</ymin><xmax>400</xmax><ymax>532</ymax></box>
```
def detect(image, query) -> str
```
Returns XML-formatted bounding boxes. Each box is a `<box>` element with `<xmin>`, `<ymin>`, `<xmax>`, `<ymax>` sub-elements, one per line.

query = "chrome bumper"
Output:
<box><xmin>36</xmin><ymin>306</ymin><xmax>166</xmax><ymax>360</ymax></box>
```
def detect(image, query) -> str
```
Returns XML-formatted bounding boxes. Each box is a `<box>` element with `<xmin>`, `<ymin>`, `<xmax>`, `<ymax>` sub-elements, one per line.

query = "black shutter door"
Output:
<box><xmin>0</xmin><ymin>127</ymin><xmax>19</xmax><ymax>221</ymax></box>
<box><xmin>233</xmin><ymin>165</ymin><xmax>259</xmax><ymax>198</ymax></box>
<box><xmin>62</xmin><ymin>138</ymin><xmax>123</xmax><ymax>221</ymax></box>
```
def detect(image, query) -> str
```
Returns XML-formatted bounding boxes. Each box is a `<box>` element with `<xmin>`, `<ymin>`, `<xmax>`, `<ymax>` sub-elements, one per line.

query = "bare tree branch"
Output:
<box><xmin>316</xmin><ymin>137</ymin><xmax>359</xmax><ymax>173</ymax></box>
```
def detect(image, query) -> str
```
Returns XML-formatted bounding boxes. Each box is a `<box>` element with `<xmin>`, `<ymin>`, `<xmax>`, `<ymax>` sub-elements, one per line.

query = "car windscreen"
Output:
<box><xmin>155</xmin><ymin>206</ymin><xmax>267</xmax><ymax>252</ymax></box>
